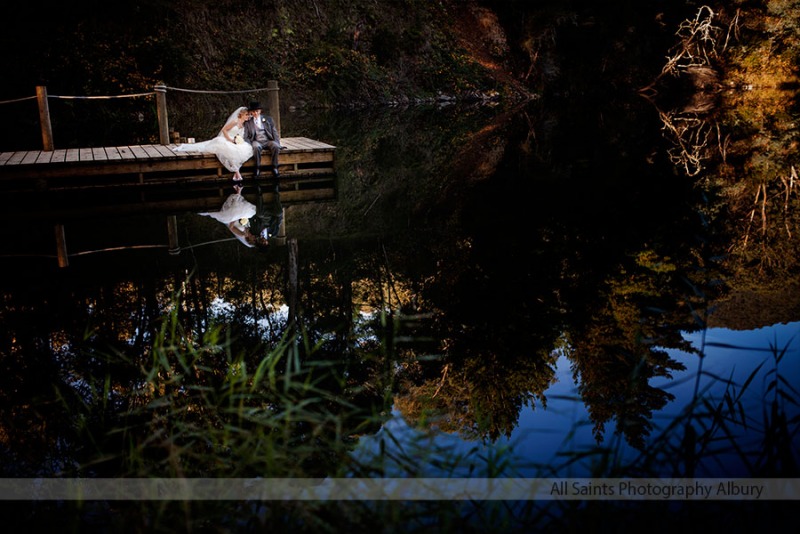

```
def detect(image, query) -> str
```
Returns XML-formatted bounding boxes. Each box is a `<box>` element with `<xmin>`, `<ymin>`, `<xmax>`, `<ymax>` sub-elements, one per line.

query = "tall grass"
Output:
<box><xmin>8</xmin><ymin>302</ymin><xmax>798</xmax><ymax>532</ymax></box>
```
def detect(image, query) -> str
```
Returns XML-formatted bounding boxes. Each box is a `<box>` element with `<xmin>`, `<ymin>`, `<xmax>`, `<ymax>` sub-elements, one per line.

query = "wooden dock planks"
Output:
<box><xmin>0</xmin><ymin>139</ymin><xmax>335</xmax><ymax>166</ymax></box>
<box><xmin>0</xmin><ymin>138</ymin><xmax>336</xmax><ymax>190</ymax></box>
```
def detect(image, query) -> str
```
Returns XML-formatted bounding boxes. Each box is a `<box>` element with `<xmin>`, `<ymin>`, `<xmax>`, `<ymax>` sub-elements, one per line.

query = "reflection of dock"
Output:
<box><xmin>0</xmin><ymin>180</ymin><xmax>336</xmax><ymax>267</ymax></box>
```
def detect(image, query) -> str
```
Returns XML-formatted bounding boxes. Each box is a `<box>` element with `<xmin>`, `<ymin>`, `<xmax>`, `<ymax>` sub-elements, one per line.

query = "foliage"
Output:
<box><xmin>636</xmin><ymin>2</ymin><xmax>800</xmax><ymax>329</ymax></box>
<box><xmin>714</xmin><ymin>2</ymin><xmax>800</xmax><ymax>283</ymax></box>
<box><xmin>2</xmin><ymin>276</ymin><xmax>798</xmax><ymax>531</ymax></box>
<box><xmin>44</xmin><ymin>292</ymin><xmax>389</xmax><ymax>481</ymax></box>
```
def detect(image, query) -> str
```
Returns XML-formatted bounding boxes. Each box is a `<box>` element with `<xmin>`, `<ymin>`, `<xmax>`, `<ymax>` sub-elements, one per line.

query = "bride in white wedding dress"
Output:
<box><xmin>199</xmin><ymin>184</ymin><xmax>258</xmax><ymax>247</ymax></box>
<box><xmin>174</xmin><ymin>106</ymin><xmax>253</xmax><ymax>181</ymax></box>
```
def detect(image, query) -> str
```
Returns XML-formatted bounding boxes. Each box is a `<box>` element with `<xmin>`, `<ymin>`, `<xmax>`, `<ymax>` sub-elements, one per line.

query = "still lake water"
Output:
<box><xmin>354</xmin><ymin>321</ymin><xmax>800</xmax><ymax>478</ymax></box>
<box><xmin>1</xmin><ymin>90</ymin><xmax>798</xmax><ymax>526</ymax></box>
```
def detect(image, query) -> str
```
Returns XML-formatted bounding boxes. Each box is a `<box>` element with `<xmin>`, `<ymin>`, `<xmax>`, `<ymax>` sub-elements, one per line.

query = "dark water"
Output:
<box><xmin>1</xmin><ymin>91</ymin><xmax>798</xmax><ymax>528</ymax></box>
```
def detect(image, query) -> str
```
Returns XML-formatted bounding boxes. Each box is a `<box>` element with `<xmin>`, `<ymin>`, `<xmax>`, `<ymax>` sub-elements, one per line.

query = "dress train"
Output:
<box><xmin>174</xmin><ymin>106</ymin><xmax>253</xmax><ymax>173</ymax></box>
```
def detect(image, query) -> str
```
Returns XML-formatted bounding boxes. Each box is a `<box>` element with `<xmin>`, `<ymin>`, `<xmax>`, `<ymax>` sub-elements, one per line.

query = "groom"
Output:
<box><xmin>244</xmin><ymin>101</ymin><xmax>283</xmax><ymax>178</ymax></box>
<box><xmin>246</xmin><ymin>184</ymin><xmax>284</xmax><ymax>248</ymax></box>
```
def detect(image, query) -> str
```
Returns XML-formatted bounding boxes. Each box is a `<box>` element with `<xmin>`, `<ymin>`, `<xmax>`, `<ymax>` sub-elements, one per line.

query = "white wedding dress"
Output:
<box><xmin>174</xmin><ymin>106</ymin><xmax>253</xmax><ymax>173</ymax></box>
<box><xmin>199</xmin><ymin>193</ymin><xmax>256</xmax><ymax>224</ymax></box>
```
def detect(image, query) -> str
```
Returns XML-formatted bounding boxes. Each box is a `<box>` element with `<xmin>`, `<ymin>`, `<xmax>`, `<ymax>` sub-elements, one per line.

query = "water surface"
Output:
<box><xmin>1</xmin><ymin>90</ymin><xmax>798</xmax><ymax>527</ymax></box>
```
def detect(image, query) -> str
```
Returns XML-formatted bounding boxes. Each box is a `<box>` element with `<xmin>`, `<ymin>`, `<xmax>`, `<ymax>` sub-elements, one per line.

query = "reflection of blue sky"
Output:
<box><xmin>678</xmin><ymin>322</ymin><xmax>800</xmax><ymax>402</ymax></box>
<box><xmin>352</xmin><ymin>322</ymin><xmax>800</xmax><ymax>478</ymax></box>
<box><xmin>655</xmin><ymin>323</ymin><xmax>799</xmax><ymax>418</ymax></box>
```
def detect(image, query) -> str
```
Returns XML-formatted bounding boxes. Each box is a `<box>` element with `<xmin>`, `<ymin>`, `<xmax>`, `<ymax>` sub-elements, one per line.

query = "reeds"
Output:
<box><xmin>17</xmin><ymin>298</ymin><xmax>800</xmax><ymax>531</ymax></box>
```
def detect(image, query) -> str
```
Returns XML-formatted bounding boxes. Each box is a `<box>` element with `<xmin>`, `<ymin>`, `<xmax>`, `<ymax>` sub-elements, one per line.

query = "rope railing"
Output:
<box><xmin>0</xmin><ymin>92</ymin><xmax>155</xmax><ymax>105</ymax></box>
<box><xmin>0</xmin><ymin>95</ymin><xmax>38</xmax><ymax>105</ymax></box>
<box><xmin>2</xmin><ymin>81</ymin><xmax>281</xmax><ymax>150</ymax></box>
<box><xmin>0</xmin><ymin>238</ymin><xmax>238</xmax><ymax>263</ymax></box>
<box><xmin>164</xmin><ymin>85</ymin><xmax>277</xmax><ymax>94</ymax></box>
<box><xmin>47</xmin><ymin>92</ymin><xmax>156</xmax><ymax>100</ymax></box>
<box><xmin>0</xmin><ymin>86</ymin><xmax>276</xmax><ymax>106</ymax></box>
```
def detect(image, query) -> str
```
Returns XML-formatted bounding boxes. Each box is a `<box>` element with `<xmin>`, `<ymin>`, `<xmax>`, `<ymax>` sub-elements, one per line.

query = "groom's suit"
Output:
<box><xmin>243</xmin><ymin>114</ymin><xmax>282</xmax><ymax>176</ymax></box>
<box><xmin>248</xmin><ymin>185</ymin><xmax>283</xmax><ymax>242</ymax></box>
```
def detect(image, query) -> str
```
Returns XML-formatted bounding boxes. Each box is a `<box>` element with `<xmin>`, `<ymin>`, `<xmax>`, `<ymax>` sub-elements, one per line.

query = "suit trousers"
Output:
<box><xmin>251</xmin><ymin>140</ymin><xmax>281</xmax><ymax>171</ymax></box>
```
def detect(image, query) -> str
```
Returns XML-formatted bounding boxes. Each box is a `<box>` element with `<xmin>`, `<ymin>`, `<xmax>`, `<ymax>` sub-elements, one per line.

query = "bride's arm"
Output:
<box><xmin>227</xmin><ymin>221</ymin><xmax>248</xmax><ymax>238</ymax></box>
<box><xmin>221</xmin><ymin>120</ymin><xmax>237</xmax><ymax>143</ymax></box>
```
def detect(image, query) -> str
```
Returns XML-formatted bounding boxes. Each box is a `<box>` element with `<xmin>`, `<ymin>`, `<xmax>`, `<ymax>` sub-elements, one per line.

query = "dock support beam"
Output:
<box><xmin>167</xmin><ymin>215</ymin><xmax>180</xmax><ymax>255</ymax></box>
<box><xmin>267</xmin><ymin>80</ymin><xmax>281</xmax><ymax>136</ymax></box>
<box><xmin>55</xmin><ymin>224</ymin><xmax>68</xmax><ymax>268</ymax></box>
<box><xmin>37</xmin><ymin>86</ymin><xmax>54</xmax><ymax>151</ymax></box>
<box><xmin>155</xmin><ymin>84</ymin><xmax>170</xmax><ymax>145</ymax></box>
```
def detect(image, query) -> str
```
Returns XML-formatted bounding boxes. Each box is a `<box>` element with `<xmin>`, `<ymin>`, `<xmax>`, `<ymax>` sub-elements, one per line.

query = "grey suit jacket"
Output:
<box><xmin>244</xmin><ymin>115</ymin><xmax>280</xmax><ymax>145</ymax></box>
<box><xmin>248</xmin><ymin>185</ymin><xmax>284</xmax><ymax>239</ymax></box>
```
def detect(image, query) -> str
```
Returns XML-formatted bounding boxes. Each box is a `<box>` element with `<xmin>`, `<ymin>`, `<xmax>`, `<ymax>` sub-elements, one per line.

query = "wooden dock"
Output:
<box><xmin>0</xmin><ymin>83</ymin><xmax>338</xmax><ymax>264</ymax></box>
<box><xmin>0</xmin><ymin>136</ymin><xmax>335</xmax><ymax>190</ymax></box>
<box><xmin>0</xmin><ymin>82</ymin><xmax>336</xmax><ymax>198</ymax></box>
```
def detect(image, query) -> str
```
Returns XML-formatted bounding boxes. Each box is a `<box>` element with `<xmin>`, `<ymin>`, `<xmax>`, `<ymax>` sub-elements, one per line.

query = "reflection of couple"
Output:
<box><xmin>200</xmin><ymin>184</ymin><xmax>284</xmax><ymax>248</ymax></box>
<box><xmin>175</xmin><ymin>101</ymin><xmax>284</xmax><ymax>181</ymax></box>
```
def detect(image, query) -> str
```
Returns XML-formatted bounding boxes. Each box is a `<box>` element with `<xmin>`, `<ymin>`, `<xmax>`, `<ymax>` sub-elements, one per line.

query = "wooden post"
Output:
<box><xmin>36</xmin><ymin>86</ymin><xmax>54</xmax><ymax>151</ymax></box>
<box><xmin>154</xmin><ymin>84</ymin><xmax>170</xmax><ymax>145</ymax></box>
<box><xmin>55</xmin><ymin>224</ymin><xmax>68</xmax><ymax>268</ymax></box>
<box><xmin>167</xmin><ymin>215</ymin><xmax>180</xmax><ymax>255</ymax></box>
<box><xmin>267</xmin><ymin>80</ymin><xmax>281</xmax><ymax>136</ymax></box>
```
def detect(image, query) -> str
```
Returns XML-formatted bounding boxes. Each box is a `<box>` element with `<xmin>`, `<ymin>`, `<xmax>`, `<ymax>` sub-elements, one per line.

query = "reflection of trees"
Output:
<box><xmin>643</xmin><ymin>4</ymin><xmax>800</xmax><ymax>327</ymax></box>
<box><xmin>566</xmin><ymin>251</ymin><xmax>698</xmax><ymax>449</ymax></box>
<box><xmin>719</xmin><ymin>86</ymin><xmax>800</xmax><ymax>281</ymax></box>
<box><xmin>649</xmin><ymin>3</ymin><xmax>800</xmax><ymax>276</ymax></box>
<box><xmin>0</xmin><ymin>250</ymin><xmax>390</xmax><ymax>477</ymax></box>
<box><xmin>0</xmin><ymin>292</ymin><xmax>75</xmax><ymax>474</ymax></box>
<box><xmin>658</xmin><ymin>111</ymin><xmax>721</xmax><ymax>176</ymax></box>
<box><xmin>559</xmin><ymin>206</ymin><xmax>724</xmax><ymax>449</ymax></box>
<box><xmin>388</xmin><ymin>60</ymin><xmax>726</xmax><ymax>448</ymax></box>
<box><xmin>569</xmin><ymin>339</ymin><xmax>681</xmax><ymax>451</ymax></box>
<box><xmin>390</xmin><ymin>218</ymin><xmax>711</xmax><ymax>449</ymax></box>
<box><xmin>396</xmin><ymin>349</ymin><xmax>556</xmax><ymax>442</ymax></box>
<box><xmin>640</xmin><ymin>6</ymin><xmax>729</xmax><ymax>177</ymax></box>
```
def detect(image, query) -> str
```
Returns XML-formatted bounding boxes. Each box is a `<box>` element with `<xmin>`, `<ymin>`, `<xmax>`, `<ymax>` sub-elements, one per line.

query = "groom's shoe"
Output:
<box><xmin>253</xmin><ymin>169</ymin><xmax>261</xmax><ymax>179</ymax></box>
<box><xmin>272</xmin><ymin>168</ymin><xmax>280</xmax><ymax>178</ymax></box>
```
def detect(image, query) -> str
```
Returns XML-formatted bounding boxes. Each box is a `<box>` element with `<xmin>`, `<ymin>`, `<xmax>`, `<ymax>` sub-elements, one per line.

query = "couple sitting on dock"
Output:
<box><xmin>175</xmin><ymin>101</ymin><xmax>285</xmax><ymax>181</ymax></box>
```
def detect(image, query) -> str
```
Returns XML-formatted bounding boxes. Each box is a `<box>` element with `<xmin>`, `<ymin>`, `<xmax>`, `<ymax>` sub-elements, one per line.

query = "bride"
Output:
<box><xmin>199</xmin><ymin>184</ymin><xmax>257</xmax><ymax>247</ymax></box>
<box><xmin>174</xmin><ymin>106</ymin><xmax>253</xmax><ymax>181</ymax></box>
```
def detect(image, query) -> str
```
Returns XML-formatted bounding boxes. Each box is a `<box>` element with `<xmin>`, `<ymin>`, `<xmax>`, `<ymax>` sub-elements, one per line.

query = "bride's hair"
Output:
<box><xmin>244</xmin><ymin>232</ymin><xmax>270</xmax><ymax>249</ymax></box>
<box><xmin>218</xmin><ymin>106</ymin><xmax>250</xmax><ymax>136</ymax></box>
